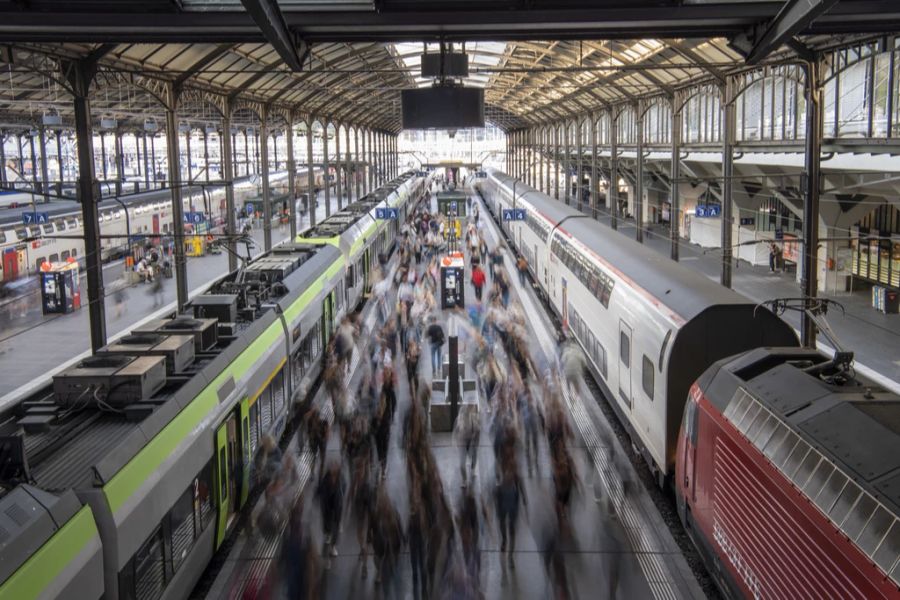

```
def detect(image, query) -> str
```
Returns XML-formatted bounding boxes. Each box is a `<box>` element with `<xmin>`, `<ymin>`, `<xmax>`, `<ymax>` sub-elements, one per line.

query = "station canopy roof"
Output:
<box><xmin>0</xmin><ymin>0</ymin><xmax>896</xmax><ymax>133</ymax></box>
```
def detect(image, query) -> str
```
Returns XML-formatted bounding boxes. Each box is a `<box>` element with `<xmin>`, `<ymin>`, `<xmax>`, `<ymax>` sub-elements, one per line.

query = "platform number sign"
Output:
<box><xmin>22</xmin><ymin>212</ymin><xmax>50</xmax><ymax>226</ymax></box>
<box><xmin>183</xmin><ymin>212</ymin><xmax>206</xmax><ymax>224</ymax></box>
<box><xmin>375</xmin><ymin>207</ymin><xmax>399</xmax><ymax>220</ymax></box>
<box><xmin>502</xmin><ymin>208</ymin><xmax>526</xmax><ymax>222</ymax></box>
<box><xmin>694</xmin><ymin>205</ymin><xmax>721</xmax><ymax>218</ymax></box>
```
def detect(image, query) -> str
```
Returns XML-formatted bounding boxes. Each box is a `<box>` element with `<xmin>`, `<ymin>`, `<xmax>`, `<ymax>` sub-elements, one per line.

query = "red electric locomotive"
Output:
<box><xmin>677</xmin><ymin>347</ymin><xmax>900</xmax><ymax>599</ymax></box>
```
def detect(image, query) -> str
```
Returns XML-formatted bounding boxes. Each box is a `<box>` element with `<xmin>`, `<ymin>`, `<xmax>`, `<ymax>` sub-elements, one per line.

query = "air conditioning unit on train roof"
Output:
<box><xmin>52</xmin><ymin>354</ymin><xmax>167</xmax><ymax>408</ymax></box>
<box><xmin>99</xmin><ymin>332</ymin><xmax>195</xmax><ymax>375</ymax></box>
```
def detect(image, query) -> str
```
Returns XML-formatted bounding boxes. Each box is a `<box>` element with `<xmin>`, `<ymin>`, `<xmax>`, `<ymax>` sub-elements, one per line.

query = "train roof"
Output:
<box><xmin>299</xmin><ymin>171</ymin><xmax>417</xmax><ymax>240</ymax></box>
<box><xmin>487</xmin><ymin>168</ymin><xmax>754</xmax><ymax>324</ymax></box>
<box><xmin>0</xmin><ymin>240</ymin><xmax>336</xmax><ymax>496</ymax></box>
<box><xmin>704</xmin><ymin>347</ymin><xmax>900</xmax><ymax>517</ymax></box>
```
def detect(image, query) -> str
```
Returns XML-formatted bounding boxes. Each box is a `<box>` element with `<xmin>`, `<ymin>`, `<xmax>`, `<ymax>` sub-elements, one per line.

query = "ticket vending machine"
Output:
<box><xmin>41</xmin><ymin>261</ymin><xmax>81</xmax><ymax>314</ymax></box>
<box><xmin>440</xmin><ymin>252</ymin><xmax>465</xmax><ymax>309</ymax></box>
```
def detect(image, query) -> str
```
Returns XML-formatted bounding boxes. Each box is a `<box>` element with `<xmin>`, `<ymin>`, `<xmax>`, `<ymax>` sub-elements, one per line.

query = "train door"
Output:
<box><xmin>533</xmin><ymin>244</ymin><xmax>539</xmax><ymax>280</ymax></box>
<box><xmin>214</xmin><ymin>413</ymin><xmax>240</xmax><ymax>548</ymax></box>
<box><xmin>680</xmin><ymin>397</ymin><xmax>699</xmax><ymax>502</ymax></box>
<box><xmin>362</xmin><ymin>248</ymin><xmax>371</xmax><ymax>295</ymax></box>
<box><xmin>322</xmin><ymin>289</ymin><xmax>335</xmax><ymax>348</ymax></box>
<box><xmin>561</xmin><ymin>278</ymin><xmax>568</xmax><ymax>328</ymax></box>
<box><xmin>239</xmin><ymin>398</ymin><xmax>252</xmax><ymax>506</ymax></box>
<box><xmin>618</xmin><ymin>320</ymin><xmax>633</xmax><ymax>409</ymax></box>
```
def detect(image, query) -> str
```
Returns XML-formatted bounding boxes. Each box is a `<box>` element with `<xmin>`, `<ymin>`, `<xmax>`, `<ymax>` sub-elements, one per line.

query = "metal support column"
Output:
<box><xmin>368</xmin><ymin>129</ymin><xmax>375</xmax><ymax>192</ymax></box>
<box><xmin>670</xmin><ymin>98</ymin><xmax>681</xmax><ymax>260</ymax></box>
<box><xmin>323</xmin><ymin>124</ymin><xmax>331</xmax><ymax>218</ymax></box>
<box><xmin>150</xmin><ymin>135</ymin><xmax>157</xmax><ymax>182</ymax></box>
<box><xmin>114</xmin><ymin>130</ymin><xmax>124</xmax><ymax>196</ymax></box>
<box><xmin>635</xmin><ymin>107</ymin><xmax>644</xmax><ymax>243</ymax></box>
<box><xmin>99</xmin><ymin>131</ymin><xmax>107</xmax><ymax>181</ymax></box>
<box><xmin>610</xmin><ymin>113</ymin><xmax>619</xmax><ymax>230</ymax></box>
<box><xmin>721</xmin><ymin>83</ymin><xmax>736</xmax><ymax>288</ymax></box>
<box><xmin>55</xmin><ymin>130</ymin><xmax>64</xmax><ymax>193</ymax></box>
<box><xmin>242</xmin><ymin>130</ymin><xmax>249</xmax><ymax>176</ymax></box>
<box><xmin>345</xmin><ymin>126</ymin><xmax>352</xmax><ymax>200</ymax></box>
<box><xmin>260</xmin><ymin>107</ymin><xmax>272</xmax><ymax>251</ymax></box>
<box><xmin>355</xmin><ymin>128</ymin><xmax>361</xmax><ymax>200</ymax></box>
<box><xmin>184</xmin><ymin>126</ymin><xmax>192</xmax><ymax>184</ymax></box>
<box><xmin>203</xmin><ymin>129</ymin><xmax>210</xmax><ymax>183</ymax></box>
<box><xmin>0</xmin><ymin>131</ymin><xmax>6</xmax><ymax>187</ymax></box>
<box><xmin>801</xmin><ymin>59</ymin><xmax>824</xmax><ymax>347</ymax></box>
<box><xmin>334</xmin><ymin>124</ymin><xmax>342</xmax><ymax>209</ymax></box>
<box><xmin>307</xmin><ymin>119</ymin><xmax>316</xmax><ymax>226</ymax></box>
<box><xmin>576</xmin><ymin>122</ymin><xmax>584</xmax><ymax>212</ymax></box>
<box><xmin>165</xmin><ymin>103</ymin><xmax>189</xmax><ymax>312</ymax></box>
<box><xmin>38</xmin><ymin>126</ymin><xmax>50</xmax><ymax>194</ymax></box>
<box><xmin>591</xmin><ymin>114</ymin><xmax>599</xmax><ymax>219</ymax></box>
<box><xmin>286</xmin><ymin>117</ymin><xmax>297</xmax><ymax>239</ymax></box>
<box><xmin>65</xmin><ymin>59</ymin><xmax>106</xmax><ymax>351</ymax></box>
<box><xmin>142</xmin><ymin>133</ymin><xmax>150</xmax><ymax>188</ymax></box>
<box><xmin>564</xmin><ymin>124</ymin><xmax>571</xmax><ymax>205</ymax></box>
<box><xmin>544</xmin><ymin>130</ymin><xmax>550</xmax><ymax>194</ymax></box>
<box><xmin>222</xmin><ymin>107</ymin><xmax>237</xmax><ymax>272</ymax></box>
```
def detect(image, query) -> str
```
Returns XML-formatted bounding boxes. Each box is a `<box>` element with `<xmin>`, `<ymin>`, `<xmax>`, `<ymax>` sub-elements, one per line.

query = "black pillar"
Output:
<box><xmin>721</xmin><ymin>84</ymin><xmax>735</xmax><ymax>288</ymax></box>
<box><xmin>610</xmin><ymin>114</ymin><xmax>618</xmax><ymax>230</ymax></box>
<box><xmin>65</xmin><ymin>59</ymin><xmax>107</xmax><ymax>351</ymax></box>
<box><xmin>165</xmin><ymin>107</ymin><xmax>189</xmax><ymax>311</ymax></box>
<box><xmin>670</xmin><ymin>99</ymin><xmax>681</xmax><ymax>261</ymax></box>
<box><xmin>260</xmin><ymin>109</ymin><xmax>272</xmax><ymax>251</ymax></box>
<box><xmin>802</xmin><ymin>60</ymin><xmax>824</xmax><ymax>347</ymax></box>
<box><xmin>222</xmin><ymin>107</ymin><xmax>238</xmax><ymax>272</ymax></box>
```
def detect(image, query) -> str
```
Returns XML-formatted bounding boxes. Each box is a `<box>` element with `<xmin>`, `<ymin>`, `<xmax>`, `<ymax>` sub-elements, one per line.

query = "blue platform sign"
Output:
<box><xmin>245</xmin><ymin>203</ymin><xmax>255</xmax><ymax>216</ymax></box>
<box><xmin>502</xmin><ymin>208</ymin><xmax>527</xmax><ymax>222</ymax></box>
<box><xmin>774</xmin><ymin>228</ymin><xmax>784</xmax><ymax>240</ymax></box>
<box><xmin>183</xmin><ymin>211</ymin><xmax>206</xmax><ymax>224</ymax></box>
<box><xmin>375</xmin><ymin>207</ymin><xmax>399</xmax><ymax>220</ymax></box>
<box><xmin>694</xmin><ymin>205</ymin><xmax>721</xmax><ymax>218</ymax></box>
<box><xmin>22</xmin><ymin>212</ymin><xmax>50</xmax><ymax>226</ymax></box>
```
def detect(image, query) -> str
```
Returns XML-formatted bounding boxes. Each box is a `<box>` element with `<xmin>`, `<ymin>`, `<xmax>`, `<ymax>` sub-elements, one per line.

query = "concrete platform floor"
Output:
<box><xmin>206</xmin><ymin>191</ymin><xmax>704</xmax><ymax>600</ymax></box>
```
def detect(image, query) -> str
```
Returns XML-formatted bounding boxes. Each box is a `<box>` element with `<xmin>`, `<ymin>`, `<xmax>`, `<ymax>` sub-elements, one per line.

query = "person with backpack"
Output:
<box><xmin>425</xmin><ymin>316</ymin><xmax>445</xmax><ymax>378</ymax></box>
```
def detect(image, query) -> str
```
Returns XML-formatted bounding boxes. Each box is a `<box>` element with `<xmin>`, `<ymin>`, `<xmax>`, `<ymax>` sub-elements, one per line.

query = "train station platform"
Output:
<box><xmin>204</xmin><ymin>189</ymin><xmax>705</xmax><ymax>599</ymax></box>
<box><xmin>0</xmin><ymin>188</ymin><xmax>358</xmax><ymax>402</ymax></box>
<box><xmin>590</xmin><ymin>215</ymin><xmax>900</xmax><ymax>388</ymax></box>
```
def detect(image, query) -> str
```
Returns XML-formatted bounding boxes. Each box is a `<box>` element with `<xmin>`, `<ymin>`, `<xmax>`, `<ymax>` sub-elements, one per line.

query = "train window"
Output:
<box><xmin>814</xmin><ymin>469</ymin><xmax>848</xmax><ymax>514</ymax></box>
<box><xmin>843</xmin><ymin>493</ymin><xmax>878</xmax><ymax>541</ymax></box>
<box><xmin>197</xmin><ymin>461</ymin><xmax>214</xmax><ymax>531</ymax></box>
<box><xmin>70</xmin><ymin>218</ymin><xmax>79</xmax><ymax>229</ymax></box>
<box><xmin>723</xmin><ymin>388</ymin><xmax>751</xmax><ymax>422</ymax></box>
<box><xmin>641</xmin><ymin>355</ymin><xmax>654</xmax><ymax>400</ymax></box>
<box><xmin>35</xmin><ymin>257</ymin><xmax>45</xmax><ymax>270</ymax></box>
<box><xmin>830</xmin><ymin>482</ymin><xmax>862</xmax><ymax>526</ymax></box>
<box><xmin>597</xmin><ymin>342</ymin><xmax>607</xmax><ymax>378</ymax></box>
<box><xmin>619</xmin><ymin>331</ymin><xmax>630</xmax><ymax>368</ymax></box>
<box><xmin>42</xmin><ymin>223</ymin><xmax>54</xmax><ymax>235</ymax></box>
<box><xmin>271</xmin><ymin>369</ymin><xmax>285</xmax><ymax>419</ymax></box>
<box><xmin>0</xmin><ymin>231</ymin><xmax>5</xmax><ymax>244</ymax></box>
<box><xmin>56</xmin><ymin>220</ymin><xmax>67</xmax><ymax>231</ymax></box>
<box><xmin>133</xmin><ymin>526</ymin><xmax>166</xmax><ymax>600</ymax></box>
<box><xmin>858</xmin><ymin>505</ymin><xmax>894</xmax><ymax>555</ymax></box>
<box><xmin>15</xmin><ymin>228</ymin><xmax>26</xmax><ymax>241</ymax></box>
<box><xmin>49</xmin><ymin>253</ymin><xmax>59</xmax><ymax>263</ymax></box>
<box><xmin>791</xmin><ymin>452</ymin><xmax>821</xmax><ymax>490</ymax></box>
<box><xmin>683</xmin><ymin>396</ymin><xmax>699</xmax><ymax>445</ymax></box>
<box><xmin>803</xmin><ymin>461</ymin><xmax>835</xmax><ymax>498</ymax></box>
<box><xmin>219</xmin><ymin>448</ymin><xmax>228</xmax><ymax>500</ymax></box>
<box><xmin>169</xmin><ymin>485</ymin><xmax>196</xmax><ymax>572</ymax></box>
<box><xmin>61</xmin><ymin>250</ymin><xmax>70</xmax><ymax>260</ymax></box>
<box><xmin>872</xmin><ymin>521</ymin><xmax>900</xmax><ymax>576</ymax></box>
<box><xmin>71</xmin><ymin>248</ymin><xmax>78</xmax><ymax>257</ymax></box>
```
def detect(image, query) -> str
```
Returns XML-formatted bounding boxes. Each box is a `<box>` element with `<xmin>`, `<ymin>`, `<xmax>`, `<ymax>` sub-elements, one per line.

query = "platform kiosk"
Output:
<box><xmin>40</xmin><ymin>260</ymin><xmax>81</xmax><ymax>315</ymax></box>
<box><xmin>440</xmin><ymin>252</ymin><xmax>465</xmax><ymax>309</ymax></box>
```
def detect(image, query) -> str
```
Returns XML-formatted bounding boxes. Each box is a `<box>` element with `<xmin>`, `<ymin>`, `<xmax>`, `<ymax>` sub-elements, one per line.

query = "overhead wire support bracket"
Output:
<box><xmin>240</xmin><ymin>0</ymin><xmax>307</xmax><ymax>72</ymax></box>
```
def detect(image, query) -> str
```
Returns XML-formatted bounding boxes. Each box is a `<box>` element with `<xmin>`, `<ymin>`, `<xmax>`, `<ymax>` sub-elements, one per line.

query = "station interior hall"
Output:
<box><xmin>1</xmin><ymin>2</ymin><xmax>900</xmax><ymax>600</ymax></box>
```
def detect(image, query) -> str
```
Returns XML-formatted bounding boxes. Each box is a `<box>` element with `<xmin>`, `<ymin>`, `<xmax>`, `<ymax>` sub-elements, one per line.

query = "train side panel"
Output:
<box><xmin>678</xmin><ymin>386</ymin><xmax>900</xmax><ymax>599</ymax></box>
